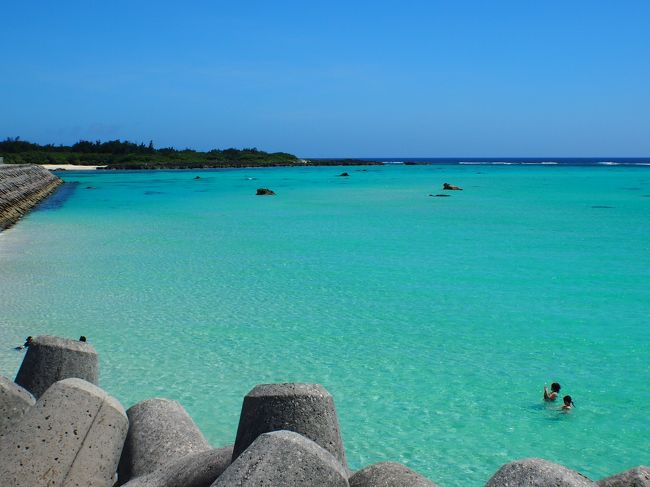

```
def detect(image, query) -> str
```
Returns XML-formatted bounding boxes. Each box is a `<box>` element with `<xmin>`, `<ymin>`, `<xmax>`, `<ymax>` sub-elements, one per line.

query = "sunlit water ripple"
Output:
<box><xmin>1</xmin><ymin>164</ymin><xmax>649</xmax><ymax>486</ymax></box>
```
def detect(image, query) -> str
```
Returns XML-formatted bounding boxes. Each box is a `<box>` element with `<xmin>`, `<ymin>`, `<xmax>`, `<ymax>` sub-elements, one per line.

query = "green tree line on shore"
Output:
<box><xmin>0</xmin><ymin>137</ymin><xmax>305</xmax><ymax>169</ymax></box>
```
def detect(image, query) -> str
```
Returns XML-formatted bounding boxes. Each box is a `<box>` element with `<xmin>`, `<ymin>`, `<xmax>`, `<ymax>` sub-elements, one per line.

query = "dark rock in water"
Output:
<box><xmin>485</xmin><ymin>458</ymin><xmax>594</xmax><ymax>487</ymax></box>
<box><xmin>15</xmin><ymin>335</ymin><xmax>99</xmax><ymax>399</ymax></box>
<box><xmin>0</xmin><ymin>376</ymin><xmax>35</xmax><ymax>436</ymax></box>
<box><xmin>232</xmin><ymin>383</ymin><xmax>348</xmax><ymax>469</ymax></box>
<box><xmin>430</xmin><ymin>194</ymin><xmax>450</xmax><ymax>197</ymax></box>
<box><xmin>338</xmin><ymin>172</ymin><xmax>350</xmax><ymax>177</ymax></box>
<box><xmin>597</xmin><ymin>466</ymin><xmax>650</xmax><ymax>487</ymax></box>
<box><xmin>350</xmin><ymin>462</ymin><xmax>438</xmax><ymax>487</ymax></box>
<box><xmin>121</xmin><ymin>446</ymin><xmax>233</xmax><ymax>487</ymax></box>
<box><xmin>118</xmin><ymin>398</ymin><xmax>211</xmax><ymax>483</ymax></box>
<box><xmin>443</xmin><ymin>183</ymin><xmax>462</xmax><ymax>190</ymax></box>
<box><xmin>0</xmin><ymin>378</ymin><xmax>127</xmax><ymax>487</ymax></box>
<box><xmin>256</xmin><ymin>188</ymin><xmax>275</xmax><ymax>195</ymax></box>
<box><xmin>216</xmin><ymin>431</ymin><xmax>348</xmax><ymax>487</ymax></box>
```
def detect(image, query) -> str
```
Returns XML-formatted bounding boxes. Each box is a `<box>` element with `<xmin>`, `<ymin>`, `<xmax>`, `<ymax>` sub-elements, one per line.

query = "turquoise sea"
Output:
<box><xmin>1</xmin><ymin>164</ymin><xmax>649</xmax><ymax>486</ymax></box>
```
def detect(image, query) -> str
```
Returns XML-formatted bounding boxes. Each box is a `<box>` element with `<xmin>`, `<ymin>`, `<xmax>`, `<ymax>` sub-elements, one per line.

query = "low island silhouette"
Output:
<box><xmin>0</xmin><ymin>137</ymin><xmax>380</xmax><ymax>170</ymax></box>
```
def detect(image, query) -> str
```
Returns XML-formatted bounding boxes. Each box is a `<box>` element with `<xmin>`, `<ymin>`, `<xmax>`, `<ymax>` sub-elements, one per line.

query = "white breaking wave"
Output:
<box><xmin>521</xmin><ymin>162</ymin><xmax>559</xmax><ymax>165</ymax></box>
<box><xmin>459</xmin><ymin>161</ymin><xmax>514</xmax><ymax>165</ymax></box>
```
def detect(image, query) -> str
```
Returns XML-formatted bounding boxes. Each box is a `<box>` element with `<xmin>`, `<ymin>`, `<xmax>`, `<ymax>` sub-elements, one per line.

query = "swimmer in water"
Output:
<box><xmin>544</xmin><ymin>382</ymin><xmax>561</xmax><ymax>401</ymax></box>
<box><xmin>79</xmin><ymin>336</ymin><xmax>87</xmax><ymax>342</ymax></box>
<box><xmin>561</xmin><ymin>395</ymin><xmax>574</xmax><ymax>411</ymax></box>
<box><xmin>14</xmin><ymin>336</ymin><xmax>33</xmax><ymax>351</ymax></box>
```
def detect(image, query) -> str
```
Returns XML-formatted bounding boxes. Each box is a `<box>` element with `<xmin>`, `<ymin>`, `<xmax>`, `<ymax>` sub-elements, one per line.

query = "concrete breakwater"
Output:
<box><xmin>0</xmin><ymin>336</ymin><xmax>648</xmax><ymax>487</ymax></box>
<box><xmin>0</xmin><ymin>164</ymin><xmax>63</xmax><ymax>231</ymax></box>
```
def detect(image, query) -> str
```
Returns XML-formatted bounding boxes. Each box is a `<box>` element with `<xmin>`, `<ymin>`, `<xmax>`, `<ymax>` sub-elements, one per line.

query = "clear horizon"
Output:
<box><xmin>2</xmin><ymin>1</ymin><xmax>649</xmax><ymax>157</ymax></box>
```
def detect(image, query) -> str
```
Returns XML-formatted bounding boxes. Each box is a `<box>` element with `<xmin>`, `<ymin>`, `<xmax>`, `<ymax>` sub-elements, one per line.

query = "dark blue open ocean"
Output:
<box><xmin>359</xmin><ymin>157</ymin><xmax>650</xmax><ymax>166</ymax></box>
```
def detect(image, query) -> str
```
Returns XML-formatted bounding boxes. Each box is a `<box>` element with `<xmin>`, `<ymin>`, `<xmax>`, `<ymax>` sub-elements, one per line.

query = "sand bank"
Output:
<box><xmin>42</xmin><ymin>164</ymin><xmax>106</xmax><ymax>171</ymax></box>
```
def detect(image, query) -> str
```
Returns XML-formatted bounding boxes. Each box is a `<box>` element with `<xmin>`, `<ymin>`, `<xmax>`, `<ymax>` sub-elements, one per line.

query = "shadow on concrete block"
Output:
<box><xmin>215</xmin><ymin>430</ymin><xmax>348</xmax><ymax>487</ymax></box>
<box><xmin>15</xmin><ymin>335</ymin><xmax>98</xmax><ymax>399</ymax></box>
<box><xmin>232</xmin><ymin>383</ymin><xmax>348</xmax><ymax>469</ymax></box>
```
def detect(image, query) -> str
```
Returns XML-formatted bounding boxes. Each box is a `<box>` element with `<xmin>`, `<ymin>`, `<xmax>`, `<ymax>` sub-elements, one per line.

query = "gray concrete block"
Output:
<box><xmin>485</xmin><ymin>458</ymin><xmax>594</xmax><ymax>487</ymax></box>
<box><xmin>65</xmin><ymin>394</ymin><xmax>130</xmax><ymax>486</ymax></box>
<box><xmin>118</xmin><ymin>398</ymin><xmax>211</xmax><ymax>483</ymax></box>
<box><xmin>121</xmin><ymin>446</ymin><xmax>233</xmax><ymax>487</ymax></box>
<box><xmin>0</xmin><ymin>375</ymin><xmax>35</xmax><ymax>436</ymax></box>
<box><xmin>14</xmin><ymin>335</ymin><xmax>99</xmax><ymax>398</ymax></box>
<box><xmin>213</xmin><ymin>430</ymin><xmax>348</xmax><ymax>487</ymax></box>
<box><xmin>0</xmin><ymin>378</ymin><xmax>128</xmax><ymax>487</ymax></box>
<box><xmin>350</xmin><ymin>462</ymin><xmax>439</xmax><ymax>487</ymax></box>
<box><xmin>597</xmin><ymin>467</ymin><xmax>650</xmax><ymax>487</ymax></box>
<box><xmin>232</xmin><ymin>383</ymin><xmax>348</xmax><ymax>469</ymax></box>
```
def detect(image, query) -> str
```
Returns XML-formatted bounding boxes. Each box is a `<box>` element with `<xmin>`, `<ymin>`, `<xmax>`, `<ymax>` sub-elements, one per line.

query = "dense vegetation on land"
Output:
<box><xmin>0</xmin><ymin>138</ymin><xmax>379</xmax><ymax>169</ymax></box>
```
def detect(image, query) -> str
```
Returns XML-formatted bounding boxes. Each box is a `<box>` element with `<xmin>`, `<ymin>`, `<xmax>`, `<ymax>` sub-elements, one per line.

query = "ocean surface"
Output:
<box><xmin>362</xmin><ymin>157</ymin><xmax>650</xmax><ymax>166</ymax></box>
<box><xmin>1</xmin><ymin>163</ymin><xmax>649</xmax><ymax>486</ymax></box>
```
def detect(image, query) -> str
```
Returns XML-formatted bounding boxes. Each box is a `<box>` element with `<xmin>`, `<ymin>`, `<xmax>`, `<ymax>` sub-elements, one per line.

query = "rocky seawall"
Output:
<box><xmin>0</xmin><ymin>164</ymin><xmax>63</xmax><ymax>231</ymax></box>
<box><xmin>1</xmin><ymin>336</ymin><xmax>648</xmax><ymax>487</ymax></box>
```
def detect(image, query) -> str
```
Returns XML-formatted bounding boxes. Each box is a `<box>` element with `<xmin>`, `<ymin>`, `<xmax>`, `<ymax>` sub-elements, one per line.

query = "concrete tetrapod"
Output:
<box><xmin>0</xmin><ymin>375</ymin><xmax>35</xmax><ymax>436</ymax></box>
<box><xmin>350</xmin><ymin>462</ymin><xmax>439</xmax><ymax>487</ymax></box>
<box><xmin>121</xmin><ymin>446</ymin><xmax>233</xmax><ymax>487</ymax></box>
<box><xmin>15</xmin><ymin>335</ymin><xmax>99</xmax><ymax>398</ymax></box>
<box><xmin>232</xmin><ymin>383</ymin><xmax>348</xmax><ymax>469</ymax></box>
<box><xmin>118</xmin><ymin>398</ymin><xmax>211</xmax><ymax>484</ymax></box>
<box><xmin>485</xmin><ymin>458</ymin><xmax>595</xmax><ymax>487</ymax></box>
<box><xmin>597</xmin><ymin>466</ymin><xmax>650</xmax><ymax>487</ymax></box>
<box><xmin>213</xmin><ymin>430</ymin><xmax>348</xmax><ymax>487</ymax></box>
<box><xmin>0</xmin><ymin>378</ymin><xmax>128</xmax><ymax>487</ymax></box>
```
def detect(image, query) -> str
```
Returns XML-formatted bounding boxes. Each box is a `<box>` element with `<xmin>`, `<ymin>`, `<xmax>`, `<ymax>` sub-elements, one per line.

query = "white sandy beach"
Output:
<box><xmin>42</xmin><ymin>164</ymin><xmax>106</xmax><ymax>171</ymax></box>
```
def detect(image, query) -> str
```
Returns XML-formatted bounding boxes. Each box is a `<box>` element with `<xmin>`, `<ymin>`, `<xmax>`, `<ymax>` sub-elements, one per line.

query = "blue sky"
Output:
<box><xmin>2</xmin><ymin>1</ymin><xmax>649</xmax><ymax>157</ymax></box>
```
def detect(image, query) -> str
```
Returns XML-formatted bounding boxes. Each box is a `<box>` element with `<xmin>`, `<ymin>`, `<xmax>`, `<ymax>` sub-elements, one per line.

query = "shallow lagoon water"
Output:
<box><xmin>1</xmin><ymin>164</ymin><xmax>649</xmax><ymax>486</ymax></box>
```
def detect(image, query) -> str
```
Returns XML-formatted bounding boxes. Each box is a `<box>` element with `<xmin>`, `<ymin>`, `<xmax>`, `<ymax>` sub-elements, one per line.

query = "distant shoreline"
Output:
<box><xmin>36</xmin><ymin>160</ymin><xmax>383</xmax><ymax>171</ymax></box>
<box><xmin>0</xmin><ymin>138</ymin><xmax>383</xmax><ymax>170</ymax></box>
<box><xmin>41</xmin><ymin>164</ymin><xmax>107</xmax><ymax>171</ymax></box>
<box><xmin>38</xmin><ymin>158</ymin><xmax>650</xmax><ymax>171</ymax></box>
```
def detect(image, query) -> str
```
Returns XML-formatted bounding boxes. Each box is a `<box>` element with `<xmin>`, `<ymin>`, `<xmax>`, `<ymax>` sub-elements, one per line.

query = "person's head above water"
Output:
<box><xmin>79</xmin><ymin>336</ymin><xmax>87</xmax><ymax>342</ymax></box>
<box><xmin>562</xmin><ymin>396</ymin><xmax>575</xmax><ymax>411</ymax></box>
<box><xmin>551</xmin><ymin>383</ymin><xmax>561</xmax><ymax>393</ymax></box>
